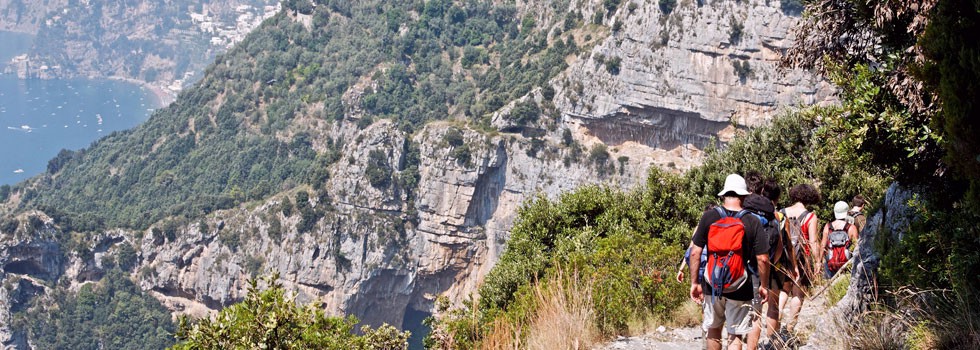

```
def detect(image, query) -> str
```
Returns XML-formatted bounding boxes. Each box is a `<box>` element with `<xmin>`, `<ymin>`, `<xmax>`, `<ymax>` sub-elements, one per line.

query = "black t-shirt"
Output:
<box><xmin>692</xmin><ymin>207</ymin><xmax>769</xmax><ymax>301</ymax></box>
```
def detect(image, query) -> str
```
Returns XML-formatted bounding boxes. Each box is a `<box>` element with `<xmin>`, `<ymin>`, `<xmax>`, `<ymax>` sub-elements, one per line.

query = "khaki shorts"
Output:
<box><xmin>702</xmin><ymin>297</ymin><xmax>756</xmax><ymax>336</ymax></box>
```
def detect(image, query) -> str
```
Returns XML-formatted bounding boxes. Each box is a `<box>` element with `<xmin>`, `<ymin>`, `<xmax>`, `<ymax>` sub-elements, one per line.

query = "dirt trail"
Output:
<box><xmin>596</xmin><ymin>291</ymin><xmax>833</xmax><ymax>350</ymax></box>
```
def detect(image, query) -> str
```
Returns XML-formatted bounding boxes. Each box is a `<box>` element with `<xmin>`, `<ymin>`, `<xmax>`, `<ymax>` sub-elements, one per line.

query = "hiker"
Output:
<box><xmin>745</xmin><ymin>177</ymin><xmax>787</xmax><ymax>349</ymax></box>
<box><xmin>778</xmin><ymin>184</ymin><xmax>821</xmax><ymax>333</ymax></box>
<box><xmin>820</xmin><ymin>201</ymin><xmax>859</xmax><ymax>278</ymax></box>
<box><xmin>689</xmin><ymin>174</ymin><xmax>770</xmax><ymax>350</ymax></box>
<box><xmin>847</xmin><ymin>195</ymin><xmax>867</xmax><ymax>234</ymax></box>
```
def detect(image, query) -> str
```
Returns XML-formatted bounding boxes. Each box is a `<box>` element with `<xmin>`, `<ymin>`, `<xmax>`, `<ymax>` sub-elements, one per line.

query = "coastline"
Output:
<box><xmin>105</xmin><ymin>76</ymin><xmax>177</xmax><ymax>109</ymax></box>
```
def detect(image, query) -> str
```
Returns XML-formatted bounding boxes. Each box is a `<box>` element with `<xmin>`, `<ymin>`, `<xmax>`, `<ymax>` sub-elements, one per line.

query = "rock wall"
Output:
<box><xmin>553</xmin><ymin>0</ymin><xmax>835</xmax><ymax>152</ymax></box>
<box><xmin>127</xmin><ymin>118</ymin><xmax>653</xmax><ymax>330</ymax></box>
<box><xmin>801</xmin><ymin>183</ymin><xmax>915</xmax><ymax>349</ymax></box>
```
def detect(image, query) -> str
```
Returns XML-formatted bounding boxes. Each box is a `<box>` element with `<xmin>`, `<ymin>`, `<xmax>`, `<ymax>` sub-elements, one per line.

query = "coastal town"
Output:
<box><xmin>2</xmin><ymin>2</ymin><xmax>280</xmax><ymax>103</ymax></box>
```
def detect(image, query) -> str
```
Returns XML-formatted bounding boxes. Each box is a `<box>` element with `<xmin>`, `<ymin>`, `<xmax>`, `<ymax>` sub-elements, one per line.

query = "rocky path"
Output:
<box><xmin>596</xmin><ymin>291</ymin><xmax>833</xmax><ymax>350</ymax></box>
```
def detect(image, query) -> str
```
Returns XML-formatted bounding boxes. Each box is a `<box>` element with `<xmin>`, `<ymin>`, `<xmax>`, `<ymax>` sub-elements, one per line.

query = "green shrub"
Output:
<box><xmin>173</xmin><ymin>275</ymin><xmax>409</xmax><ymax>349</ymax></box>
<box><xmin>366</xmin><ymin>149</ymin><xmax>392</xmax><ymax>189</ymax></box>
<box><xmin>604</xmin><ymin>56</ymin><xmax>622</xmax><ymax>75</ymax></box>
<box><xmin>15</xmin><ymin>270</ymin><xmax>175</xmax><ymax>349</ymax></box>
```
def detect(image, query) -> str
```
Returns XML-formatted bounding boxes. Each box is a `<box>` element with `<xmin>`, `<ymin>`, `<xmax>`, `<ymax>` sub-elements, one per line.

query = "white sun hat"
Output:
<box><xmin>717</xmin><ymin>174</ymin><xmax>751</xmax><ymax>197</ymax></box>
<box><xmin>834</xmin><ymin>201</ymin><xmax>850</xmax><ymax>220</ymax></box>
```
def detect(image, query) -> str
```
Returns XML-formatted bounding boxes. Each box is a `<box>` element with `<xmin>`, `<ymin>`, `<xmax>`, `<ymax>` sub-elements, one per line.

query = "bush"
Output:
<box><xmin>729</xmin><ymin>17</ymin><xmax>744</xmax><ymax>44</ymax></box>
<box><xmin>365</xmin><ymin>149</ymin><xmax>392</xmax><ymax>189</ymax></box>
<box><xmin>430</xmin><ymin>168</ymin><xmax>694</xmax><ymax>347</ymax></box>
<box><xmin>505</xmin><ymin>100</ymin><xmax>540</xmax><ymax>126</ymax></box>
<box><xmin>604</xmin><ymin>56</ymin><xmax>622</xmax><ymax>75</ymax></box>
<box><xmin>732</xmin><ymin>60</ymin><xmax>751</xmax><ymax>81</ymax></box>
<box><xmin>16</xmin><ymin>270</ymin><xmax>175</xmax><ymax>349</ymax></box>
<box><xmin>659</xmin><ymin>0</ymin><xmax>677</xmax><ymax>14</ymax></box>
<box><xmin>173</xmin><ymin>275</ymin><xmax>409</xmax><ymax>349</ymax></box>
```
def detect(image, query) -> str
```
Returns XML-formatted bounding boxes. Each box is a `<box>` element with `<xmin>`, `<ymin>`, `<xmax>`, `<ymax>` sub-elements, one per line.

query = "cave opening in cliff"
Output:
<box><xmin>582</xmin><ymin>105</ymin><xmax>732</xmax><ymax>150</ymax></box>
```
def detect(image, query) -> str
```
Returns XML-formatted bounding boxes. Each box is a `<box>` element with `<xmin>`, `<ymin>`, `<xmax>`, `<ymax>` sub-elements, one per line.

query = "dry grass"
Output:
<box><xmin>477</xmin><ymin>270</ymin><xmax>599</xmax><ymax>350</ymax></box>
<box><xmin>479</xmin><ymin>317</ymin><xmax>521</xmax><ymax>350</ymax></box>
<box><xmin>666</xmin><ymin>300</ymin><xmax>703</xmax><ymax>328</ymax></box>
<box><xmin>821</xmin><ymin>288</ymin><xmax>980</xmax><ymax>350</ymax></box>
<box><xmin>523</xmin><ymin>271</ymin><xmax>598</xmax><ymax>350</ymax></box>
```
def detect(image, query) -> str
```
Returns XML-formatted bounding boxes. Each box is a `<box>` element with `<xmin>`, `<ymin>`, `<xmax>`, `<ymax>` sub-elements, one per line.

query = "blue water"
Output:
<box><xmin>1</xmin><ymin>31</ymin><xmax>156</xmax><ymax>185</ymax></box>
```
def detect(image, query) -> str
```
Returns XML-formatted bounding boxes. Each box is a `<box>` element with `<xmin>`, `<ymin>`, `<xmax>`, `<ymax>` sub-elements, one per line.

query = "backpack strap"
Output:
<box><xmin>733</xmin><ymin>209</ymin><xmax>748</xmax><ymax>220</ymax></box>
<box><xmin>800</xmin><ymin>210</ymin><xmax>814</xmax><ymax>235</ymax></box>
<box><xmin>714</xmin><ymin>206</ymin><xmax>728</xmax><ymax>219</ymax></box>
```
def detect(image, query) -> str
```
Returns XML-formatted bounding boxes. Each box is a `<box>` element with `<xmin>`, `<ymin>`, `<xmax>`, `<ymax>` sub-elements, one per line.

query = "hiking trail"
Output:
<box><xmin>595</xmin><ymin>290</ymin><xmax>832</xmax><ymax>349</ymax></box>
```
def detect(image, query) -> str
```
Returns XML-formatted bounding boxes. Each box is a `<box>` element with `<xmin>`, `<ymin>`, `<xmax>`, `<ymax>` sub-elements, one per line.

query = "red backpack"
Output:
<box><xmin>703</xmin><ymin>207</ymin><xmax>749</xmax><ymax>301</ymax></box>
<box><xmin>825</xmin><ymin>221</ymin><xmax>853</xmax><ymax>274</ymax></box>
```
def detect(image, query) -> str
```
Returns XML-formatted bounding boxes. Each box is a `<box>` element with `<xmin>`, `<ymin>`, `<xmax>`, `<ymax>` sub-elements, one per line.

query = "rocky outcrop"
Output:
<box><xmin>800</xmin><ymin>183</ymin><xmax>916</xmax><ymax>349</ymax></box>
<box><xmin>553</xmin><ymin>0</ymin><xmax>835</xmax><ymax>153</ymax></box>
<box><xmin>129</xmin><ymin>119</ymin><xmax>654</xmax><ymax>330</ymax></box>
<box><xmin>0</xmin><ymin>214</ymin><xmax>62</xmax><ymax>347</ymax></box>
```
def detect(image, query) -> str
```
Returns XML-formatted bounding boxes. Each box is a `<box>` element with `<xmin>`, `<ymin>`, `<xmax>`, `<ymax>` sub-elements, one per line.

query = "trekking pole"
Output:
<box><xmin>809</xmin><ymin>258</ymin><xmax>854</xmax><ymax>299</ymax></box>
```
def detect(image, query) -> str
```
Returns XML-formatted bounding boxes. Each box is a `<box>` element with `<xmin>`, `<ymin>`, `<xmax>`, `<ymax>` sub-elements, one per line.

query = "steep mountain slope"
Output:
<box><xmin>0</xmin><ymin>0</ymin><xmax>832</xmax><ymax>347</ymax></box>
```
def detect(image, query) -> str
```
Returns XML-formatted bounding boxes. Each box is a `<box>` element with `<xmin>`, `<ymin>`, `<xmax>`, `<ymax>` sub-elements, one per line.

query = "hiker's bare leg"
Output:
<box><xmin>727</xmin><ymin>334</ymin><xmax>745</xmax><ymax>350</ymax></box>
<box><xmin>748</xmin><ymin>323</ymin><xmax>762</xmax><ymax>349</ymax></box>
<box><xmin>766</xmin><ymin>289</ymin><xmax>781</xmax><ymax>339</ymax></box>
<box><xmin>778</xmin><ymin>289</ymin><xmax>788</xmax><ymax>314</ymax></box>
<box><xmin>784</xmin><ymin>285</ymin><xmax>805</xmax><ymax>332</ymax></box>
<box><xmin>707</xmin><ymin>327</ymin><xmax>723</xmax><ymax>350</ymax></box>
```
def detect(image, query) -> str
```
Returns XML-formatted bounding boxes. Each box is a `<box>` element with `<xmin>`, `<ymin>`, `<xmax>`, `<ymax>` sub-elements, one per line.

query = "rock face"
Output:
<box><xmin>0</xmin><ymin>214</ymin><xmax>62</xmax><ymax>346</ymax></box>
<box><xmin>553</xmin><ymin>0</ymin><xmax>835</xmax><ymax>153</ymax></box>
<box><xmin>131</xmin><ymin>119</ymin><xmax>653</xmax><ymax>330</ymax></box>
<box><xmin>800</xmin><ymin>183</ymin><xmax>916</xmax><ymax>349</ymax></box>
<box><xmin>0</xmin><ymin>0</ymin><xmax>67</xmax><ymax>33</ymax></box>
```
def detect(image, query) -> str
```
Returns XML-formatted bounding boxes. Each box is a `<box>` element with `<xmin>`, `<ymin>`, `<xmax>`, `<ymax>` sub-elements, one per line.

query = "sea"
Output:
<box><xmin>0</xmin><ymin>31</ymin><xmax>157</xmax><ymax>185</ymax></box>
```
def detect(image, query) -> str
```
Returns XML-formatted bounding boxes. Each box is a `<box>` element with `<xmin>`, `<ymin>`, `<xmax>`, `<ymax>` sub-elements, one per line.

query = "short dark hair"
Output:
<box><xmin>745</xmin><ymin>170</ymin><xmax>764</xmax><ymax>194</ymax></box>
<box><xmin>760</xmin><ymin>178</ymin><xmax>781</xmax><ymax>203</ymax></box>
<box><xmin>789</xmin><ymin>184</ymin><xmax>821</xmax><ymax>206</ymax></box>
<box><xmin>851</xmin><ymin>194</ymin><xmax>866</xmax><ymax>208</ymax></box>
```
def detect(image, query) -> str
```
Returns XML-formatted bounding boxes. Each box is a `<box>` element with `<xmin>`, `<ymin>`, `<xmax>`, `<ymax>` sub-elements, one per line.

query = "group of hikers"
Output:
<box><xmin>676</xmin><ymin>172</ymin><xmax>866</xmax><ymax>349</ymax></box>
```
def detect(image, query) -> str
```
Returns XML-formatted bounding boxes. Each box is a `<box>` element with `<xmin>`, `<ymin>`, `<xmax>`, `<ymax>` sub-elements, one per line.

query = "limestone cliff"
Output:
<box><xmin>551</xmin><ymin>0</ymin><xmax>835</xmax><ymax>154</ymax></box>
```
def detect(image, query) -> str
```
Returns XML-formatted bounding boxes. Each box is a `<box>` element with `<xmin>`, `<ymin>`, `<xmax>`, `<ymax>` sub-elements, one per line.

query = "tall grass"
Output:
<box><xmin>826</xmin><ymin>288</ymin><xmax>980</xmax><ymax>349</ymax></box>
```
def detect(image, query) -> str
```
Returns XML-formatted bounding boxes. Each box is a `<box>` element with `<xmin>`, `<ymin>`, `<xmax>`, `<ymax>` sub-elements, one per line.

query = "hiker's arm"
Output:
<box><xmin>756</xmin><ymin>253</ymin><xmax>770</xmax><ymax>300</ymax></box>
<box><xmin>676</xmin><ymin>242</ymin><xmax>693</xmax><ymax>283</ymax></box>
<box><xmin>689</xmin><ymin>245</ymin><xmax>703</xmax><ymax>285</ymax></box>
<box><xmin>689</xmin><ymin>244</ymin><xmax>704</xmax><ymax>303</ymax></box>
<box><xmin>808</xmin><ymin>216</ymin><xmax>821</xmax><ymax>264</ymax></box>
<box><xmin>848</xmin><ymin>224</ymin><xmax>860</xmax><ymax>249</ymax></box>
<box><xmin>819</xmin><ymin>223</ymin><xmax>830</xmax><ymax>265</ymax></box>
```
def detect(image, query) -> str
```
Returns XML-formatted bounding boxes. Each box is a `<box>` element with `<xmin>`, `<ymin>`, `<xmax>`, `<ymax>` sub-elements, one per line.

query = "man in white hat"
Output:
<box><xmin>689</xmin><ymin>174</ymin><xmax>771</xmax><ymax>350</ymax></box>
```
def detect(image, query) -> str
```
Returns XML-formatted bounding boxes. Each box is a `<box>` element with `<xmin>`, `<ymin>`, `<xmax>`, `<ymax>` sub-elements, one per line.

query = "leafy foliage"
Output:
<box><xmin>785</xmin><ymin>0</ymin><xmax>980</xmax><ymax>344</ymax></box>
<box><xmin>173</xmin><ymin>275</ymin><xmax>409</xmax><ymax>349</ymax></box>
<box><xmin>15</xmin><ymin>270</ymin><xmax>176</xmax><ymax>350</ymax></box>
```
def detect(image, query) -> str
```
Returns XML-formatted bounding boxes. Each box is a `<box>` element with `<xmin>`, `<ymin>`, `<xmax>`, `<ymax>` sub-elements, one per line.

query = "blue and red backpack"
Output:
<box><xmin>703</xmin><ymin>207</ymin><xmax>750</xmax><ymax>302</ymax></box>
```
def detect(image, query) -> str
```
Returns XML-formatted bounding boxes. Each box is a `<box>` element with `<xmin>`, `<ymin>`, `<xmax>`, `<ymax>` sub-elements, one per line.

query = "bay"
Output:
<box><xmin>1</xmin><ymin>32</ymin><xmax>157</xmax><ymax>185</ymax></box>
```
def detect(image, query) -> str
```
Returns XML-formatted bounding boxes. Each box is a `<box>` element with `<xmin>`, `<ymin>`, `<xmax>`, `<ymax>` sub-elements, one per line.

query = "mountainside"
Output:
<box><xmin>0</xmin><ymin>0</ymin><xmax>279</xmax><ymax>100</ymax></box>
<box><xmin>0</xmin><ymin>0</ymin><xmax>831</xmax><ymax>347</ymax></box>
